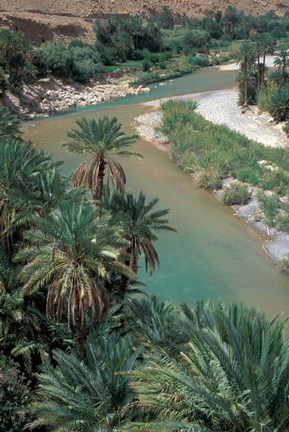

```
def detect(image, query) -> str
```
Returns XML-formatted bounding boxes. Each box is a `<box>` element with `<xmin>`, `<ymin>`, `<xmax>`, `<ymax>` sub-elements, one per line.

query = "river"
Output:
<box><xmin>24</xmin><ymin>66</ymin><xmax>289</xmax><ymax>316</ymax></box>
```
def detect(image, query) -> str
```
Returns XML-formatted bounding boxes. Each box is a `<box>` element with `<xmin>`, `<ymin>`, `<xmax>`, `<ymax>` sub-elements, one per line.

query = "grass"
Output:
<box><xmin>161</xmin><ymin>100</ymin><xmax>289</xmax><ymax>231</ymax></box>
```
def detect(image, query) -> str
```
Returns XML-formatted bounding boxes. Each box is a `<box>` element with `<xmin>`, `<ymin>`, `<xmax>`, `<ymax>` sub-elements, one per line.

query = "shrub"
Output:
<box><xmin>72</xmin><ymin>59</ymin><xmax>95</xmax><ymax>83</ymax></box>
<box><xmin>0</xmin><ymin>356</ymin><xmax>32</xmax><ymax>432</ymax></box>
<box><xmin>259</xmin><ymin>192</ymin><xmax>280</xmax><ymax>225</ymax></box>
<box><xmin>267</xmin><ymin>85</ymin><xmax>289</xmax><ymax>122</ymax></box>
<box><xmin>188</xmin><ymin>55</ymin><xmax>210</xmax><ymax>67</ymax></box>
<box><xmin>142</xmin><ymin>58</ymin><xmax>152</xmax><ymax>71</ymax></box>
<box><xmin>196</xmin><ymin>168</ymin><xmax>222</xmax><ymax>190</ymax></box>
<box><xmin>222</xmin><ymin>182</ymin><xmax>250</xmax><ymax>205</ymax></box>
<box><xmin>257</xmin><ymin>87</ymin><xmax>274</xmax><ymax>112</ymax></box>
<box><xmin>182</xmin><ymin>29</ymin><xmax>210</xmax><ymax>53</ymax></box>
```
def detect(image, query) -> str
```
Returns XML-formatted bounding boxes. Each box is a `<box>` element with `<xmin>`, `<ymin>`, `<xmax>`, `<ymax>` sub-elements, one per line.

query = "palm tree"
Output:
<box><xmin>0</xmin><ymin>106</ymin><xmax>22</xmax><ymax>141</ymax></box>
<box><xmin>0</xmin><ymin>139</ymin><xmax>66</xmax><ymax>247</ymax></box>
<box><xmin>274</xmin><ymin>45</ymin><xmax>289</xmax><ymax>79</ymax></box>
<box><xmin>15</xmin><ymin>200</ymin><xmax>132</xmax><ymax>345</ymax></box>
<box><xmin>64</xmin><ymin>116</ymin><xmax>142</xmax><ymax>217</ymax></box>
<box><xmin>27</xmin><ymin>334</ymin><xmax>141</xmax><ymax>431</ymax></box>
<box><xmin>234</xmin><ymin>42</ymin><xmax>257</xmax><ymax>110</ymax></box>
<box><xmin>254</xmin><ymin>33</ymin><xmax>275</xmax><ymax>88</ymax></box>
<box><xmin>104</xmin><ymin>190</ymin><xmax>176</xmax><ymax>296</ymax></box>
<box><xmin>125</xmin><ymin>301</ymin><xmax>289</xmax><ymax>431</ymax></box>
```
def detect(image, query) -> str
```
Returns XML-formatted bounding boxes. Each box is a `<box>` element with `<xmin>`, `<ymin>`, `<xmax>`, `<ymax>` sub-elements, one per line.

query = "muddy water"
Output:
<box><xmin>24</xmin><ymin>67</ymin><xmax>289</xmax><ymax>316</ymax></box>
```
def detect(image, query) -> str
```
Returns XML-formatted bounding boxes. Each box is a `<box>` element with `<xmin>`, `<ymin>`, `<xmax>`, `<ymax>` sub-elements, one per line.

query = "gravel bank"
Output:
<box><xmin>137</xmin><ymin>89</ymin><xmax>289</xmax><ymax>264</ymax></box>
<box><xmin>143</xmin><ymin>89</ymin><xmax>287</xmax><ymax>148</ymax></box>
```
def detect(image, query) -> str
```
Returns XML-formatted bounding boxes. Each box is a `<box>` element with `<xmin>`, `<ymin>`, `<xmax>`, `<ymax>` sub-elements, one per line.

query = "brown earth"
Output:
<box><xmin>0</xmin><ymin>0</ymin><xmax>288</xmax><ymax>44</ymax></box>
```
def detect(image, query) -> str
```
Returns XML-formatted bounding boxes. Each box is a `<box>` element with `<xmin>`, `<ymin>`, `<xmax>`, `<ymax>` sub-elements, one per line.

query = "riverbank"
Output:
<box><xmin>2</xmin><ymin>73</ymin><xmax>150</xmax><ymax>119</ymax></box>
<box><xmin>135</xmin><ymin>89</ymin><xmax>289</xmax><ymax>265</ymax></box>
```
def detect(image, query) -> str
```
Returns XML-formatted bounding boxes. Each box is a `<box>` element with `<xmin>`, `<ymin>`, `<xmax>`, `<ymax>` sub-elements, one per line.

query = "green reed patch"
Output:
<box><xmin>161</xmin><ymin>100</ymin><xmax>289</xmax><ymax>195</ymax></box>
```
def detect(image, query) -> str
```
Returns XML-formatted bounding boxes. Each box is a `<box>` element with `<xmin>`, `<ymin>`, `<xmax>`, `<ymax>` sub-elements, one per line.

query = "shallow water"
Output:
<box><xmin>24</xmin><ymin>67</ymin><xmax>289</xmax><ymax>317</ymax></box>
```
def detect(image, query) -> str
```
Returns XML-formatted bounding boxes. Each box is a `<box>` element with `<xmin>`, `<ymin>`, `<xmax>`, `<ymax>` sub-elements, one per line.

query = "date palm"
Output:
<box><xmin>0</xmin><ymin>106</ymin><xmax>22</xmax><ymax>141</ymax></box>
<box><xmin>64</xmin><ymin>116</ymin><xmax>142</xmax><ymax>217</ymax></box>
<box><xmin>234</xmin><ymin>42</ymin><xmax>256</xmax><ymax>109</ymax></box>
<box><xmin>27</xmin><ymin>334</ymin><xmax>141</xmax><ymax>432</ymax></box>
<box><xmin>0</xmin><ymin>139</ymin><xmax>66</xmax><ymax>246</ymax></box>
<box><xmin>105</xmin><ymin>190</ymin><xmax>176</xmax><ymax>296</ymax></box>
<box><xmin>254</xmin><ymin>33</ymin><xmax>275</xmax><ymax>88</ymax></box>
<box><xmin>125</xmin><ymin>302</ymin><xmax>289</xmax><ymax>431</ymax></box>
<box><xmin>15</xmin><ymin>200</ymin><xmax>132</xmax><ymax>345</ymax></box>
<box><xmin>274</xmin><ymin>45</ymin><xmax>289</xmax><ymax>79</ymax></box>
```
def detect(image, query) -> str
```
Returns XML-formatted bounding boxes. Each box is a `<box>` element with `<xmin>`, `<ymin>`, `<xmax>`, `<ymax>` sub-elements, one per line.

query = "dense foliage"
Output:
<box><xmin>3</xmin><ymin>6</ymin><xmax>289</xmax><ymax>432</ymax></box>
<box><xmin>2</xmin><ymin>6</ymin><xmax>289</xmax><ymax>88</ymax></box>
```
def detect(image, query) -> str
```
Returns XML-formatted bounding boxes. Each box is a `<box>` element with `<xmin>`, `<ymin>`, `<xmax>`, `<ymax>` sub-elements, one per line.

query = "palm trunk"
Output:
<box><xmin>257</xmin><ymin>55</ymin><xmax>261</xmax><ymax>89</ymax></box>
<box><xmin>119</xmin><ymin>245</ymin><xmax>134</xmax><ymax>300</ymax></box>
<box><xmin>261</xmin><ymin>54</ymin><xmax>266</xmax><ymax>87</ymax></box>
<box><xmin>95</xmin><ymin>159</ymin><xmax>106</xmax><ymax>218</ymax></box>
<box><xmin>74</xmin><ymin>290</ymin><xmax>86</xmax><ymax>347</ymax></box>
<box><xmin>243</xmin><ymin>64</ymin><xmax>248</xmax><ymax>109</ymax></box>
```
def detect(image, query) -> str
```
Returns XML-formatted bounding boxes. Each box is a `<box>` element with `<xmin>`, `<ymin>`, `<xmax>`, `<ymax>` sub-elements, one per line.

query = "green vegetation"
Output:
<box><xmin>2</xmin><ymin>6</ymin><xmax>289</xmax><ymax>91</ymax></box>
<box><xmin>4</xmin><ymin>7</ymin><xmax>289</xmax><ymax>432</ymax></box>
<box><xmin>161</xmin><ymin>100</ymin><xmax>289</xmax><ymax>194</ymax></box>
<box><xmin>222</xmin><ymin>182</ymin><xmax>250</xmax><ymax>205</ymax></box>
<box><xmin>160</xmin><ymin>99</ymin><xmax>289</xmax><ymax>234</ymax></box>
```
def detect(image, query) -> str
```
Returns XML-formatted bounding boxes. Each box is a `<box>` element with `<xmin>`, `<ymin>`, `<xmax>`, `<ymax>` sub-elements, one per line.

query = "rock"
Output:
<box><xmin>38</xmin><ymin>77</ymin><xmax>51</xmax><ymax>84</ymax></box>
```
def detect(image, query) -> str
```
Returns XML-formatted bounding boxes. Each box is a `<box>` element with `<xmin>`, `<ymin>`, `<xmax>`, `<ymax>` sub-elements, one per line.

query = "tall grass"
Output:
<box><xmin>161</xmin><ymin>100</ymin><xmax>289</xmax><ymax>195</ymax></box>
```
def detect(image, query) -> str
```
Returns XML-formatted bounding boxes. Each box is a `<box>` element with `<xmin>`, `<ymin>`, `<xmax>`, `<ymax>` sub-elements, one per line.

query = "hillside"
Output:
<box><xmin>0</xmin><ymin>0</ymin><xmax>288</xmax><ymax>44</ymax></box>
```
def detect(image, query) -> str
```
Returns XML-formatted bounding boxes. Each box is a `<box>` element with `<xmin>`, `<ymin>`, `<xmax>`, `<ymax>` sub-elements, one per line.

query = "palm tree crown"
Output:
<box><xmin>15</xmin><ymin>200</ymin><xmax>132</xmax><ymax>343</ymax></box>
<box><xmin>105</xmin><ymin>190</ymin><xmax>176</xmax><ymax>274</ymax></box>
<box><xmin>64</xmin><ymin>116</ymin><xmax>142</xmax><ymax>216</ymax></box>
<box><xmin>126</xmin><ymin>301</ymin><xmax>289</xmax><ymax>431</ymax></box>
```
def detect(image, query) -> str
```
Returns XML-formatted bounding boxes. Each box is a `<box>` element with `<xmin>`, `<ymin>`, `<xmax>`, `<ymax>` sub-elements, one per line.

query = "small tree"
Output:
<box><xmin>158</xmin><ymin>6</ymin><xmax>174</xmax><ymax>30</ymax></box>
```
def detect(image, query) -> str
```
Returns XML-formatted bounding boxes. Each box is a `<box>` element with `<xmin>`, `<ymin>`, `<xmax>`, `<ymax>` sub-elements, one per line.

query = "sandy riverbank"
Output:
<box><xmin>135</xmin><ymin>88</ymin><xmax>289</xmax><ymax>264</ymax></box>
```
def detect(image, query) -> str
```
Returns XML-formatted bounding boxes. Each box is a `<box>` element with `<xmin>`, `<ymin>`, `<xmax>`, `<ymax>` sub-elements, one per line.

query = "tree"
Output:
<box><xmin>158</xmin><ymin>6</ymin><xmax>174</xmax><ymax>30</ymax></box>
<box><xmin>0</xmin><ymin>29</ymin><xmax>35</xmax><ymax>88</ymax></box>
<box><xmin>64</xmin><ymin>116</ymin><xmax>142</xmax><ymax>217</ymax></box>
<box><xmin>274</xmin><ymin>45</ymin><xmax>289</xmax><ymax>79</ymax></box>
<box><xmin>0</xmin><ymin>106</ymin><xmax>22</xmax><ymax>141</ymax></box>
<box><xmin>234</xmin><ymin>42</ymin><xmax>257</xmax><ymax>109</ymax></box>
<box><xmin>16</xmin><ymin>200</ymin><xmax>132</xmax><ymax>345</ymax></box>
<box><xmin>254</xmin><ymin>33</ymin><xmax>275</xmax><ymax>88</ymax></box>
<box><xmin>0</xmin><ymin>139</ymin><xmax>66</xmax><ymax>249</ymax></box>
<box><xmin>27</xmin><ymin>334</ymin><xmax>140</xmax><ymax>431</ymax></box>
<box><xmin>125</xmin><ymin>302</ymin><xmax>289</xmax><ymax>431</ymax></box>
<box><xmin>221</xmin><ymin>6</ymin><xmax>240</xmax><ymax>35</ymax></box>
<box><xmin>105</xmin><ymin>190</ymin><xmax>176</xmax><ymax>297</ymax></box>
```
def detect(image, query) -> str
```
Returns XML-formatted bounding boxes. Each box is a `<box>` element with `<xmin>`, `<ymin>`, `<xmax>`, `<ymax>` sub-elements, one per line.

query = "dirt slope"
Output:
<box><xmin>0</xmin><ymin>0</ymin><xmax>288</xmax><ymax>44</ymax></box>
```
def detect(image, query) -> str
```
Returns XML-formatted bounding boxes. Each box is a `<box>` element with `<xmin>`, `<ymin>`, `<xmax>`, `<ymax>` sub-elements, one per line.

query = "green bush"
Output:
<box><xmin>188</xmin><ymin>55</ymin><xmax>210</xmax><ymax>67</ymax></box>
<box><xmin>222</xmin><ymin>182</ymin><xmax>250</xmax><ymax>205</ymax></box>
<box><xmin>257</xmin><ymin>87</ymin><xmax>274</xmax><ymax>112</ymax></box>
<box><xmin>259</xmin><ymin>192</ymin><xmax>280</xmax><ymax>225</ymax></box>
<box><xmin>267</xmin><ymin>85</ymin><xmax>289</xmax><ymax>122</ymax></box>
<box><xmin>197</xmin><ymin>168</ymin><xmax>222</xmax><ymax>190</ymax></box>
<box><xmin>142</xmin><ymin>58</ymin><xmax>152</xmax><ymax>71</ymax></box>
<box><xmin>278</xmin><ymin>213</ymin><xmax>289</xmax><ymax>232</ymax></box>
<box><xmin>0</xmin><ymin>356</ymin><xmax>32</xmax><ymax>432</ymax></box>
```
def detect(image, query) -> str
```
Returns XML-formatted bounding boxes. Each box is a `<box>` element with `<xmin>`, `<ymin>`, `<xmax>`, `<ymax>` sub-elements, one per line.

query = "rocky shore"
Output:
<box><xmin>135</xmin><ymin>89</ymin><xmax>289</xmax><ymax>265</ymax></box>
<box><xmin>2</xmin><ymin>75</ymin><xmax>150</xmax><ymax>119</ymax></box>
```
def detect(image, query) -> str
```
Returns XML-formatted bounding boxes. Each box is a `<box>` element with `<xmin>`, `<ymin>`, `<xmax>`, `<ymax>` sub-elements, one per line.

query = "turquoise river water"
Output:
<box><xmin>24</xmin><ymin>66</ymin><xmax>289</xmax><ymax>316</ymax></box>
